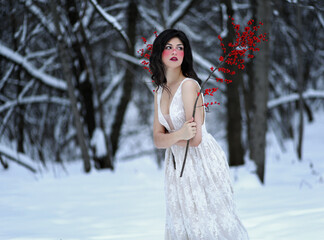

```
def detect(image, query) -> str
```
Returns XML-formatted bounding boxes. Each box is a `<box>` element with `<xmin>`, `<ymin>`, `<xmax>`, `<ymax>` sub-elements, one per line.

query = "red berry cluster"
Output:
<box><xmin>215</xmin><ymin>78</ymin><xmax>232</xmax><ymax>84</ymax></box>
<box><xmin>196</xmin><ymin>88</ymin><xmax>221</xmax><ymax>107</ymax></box>
<box><xmin>137</xmin><ymin>31</ymin><xmax>157</xmax><ymax>75</ymax></box>
<box><xmin>215</xmin><ymin>16</ymin><xmax>268</xmax><ymax>72</ymax></box>
<box><xmin>202</xmin><ymin>101</ymin><xmax>220</xmax><ymax>108</ymax></box>
<box><xmin>206</xmin><ymin>17</ymin><xmax>268</xmax><ymax>108</ymax></box>
<box><xmin>197</xmin><ymin>87</ymin><xmax>219</xmax><ymax>97</ymax></box>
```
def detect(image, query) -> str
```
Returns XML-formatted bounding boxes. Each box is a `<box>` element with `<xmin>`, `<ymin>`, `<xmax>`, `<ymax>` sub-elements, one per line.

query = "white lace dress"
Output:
<box><xmin>157</xmin><ymin>78</ymin><xmax>249</xmax><ymax>240</ymax></box>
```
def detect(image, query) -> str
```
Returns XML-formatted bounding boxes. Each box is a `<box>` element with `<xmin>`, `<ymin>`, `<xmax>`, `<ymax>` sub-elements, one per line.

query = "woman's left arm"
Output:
<box><xmin>174</xmin><ymin>80</ymin><xmax>204</xmax><ymax>147</ymax></box>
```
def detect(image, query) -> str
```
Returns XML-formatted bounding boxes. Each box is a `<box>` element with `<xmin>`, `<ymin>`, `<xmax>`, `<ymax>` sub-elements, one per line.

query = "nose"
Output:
<box><xmin>171</xmin><ymin>48</ymin><xmax>177</xmax><ymax>54</ymax></box>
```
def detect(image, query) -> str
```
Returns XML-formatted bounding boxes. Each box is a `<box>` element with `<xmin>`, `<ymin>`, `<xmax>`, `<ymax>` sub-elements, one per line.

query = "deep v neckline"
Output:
<box><xmin>159</xmin><ymin>78</ymin><xmax>188</xmax><ymax>130</ymax></box>
<box><xmin>160</xmin><ymin>78</ymin><xmax>188</xmax><ymax>116</ymax></box>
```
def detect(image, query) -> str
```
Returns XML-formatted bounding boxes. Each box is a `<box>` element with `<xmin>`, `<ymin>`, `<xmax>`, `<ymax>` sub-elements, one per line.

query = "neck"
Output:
<box><xmin>165</xmin><ymin>67</ymin><xmax>185</xmax><ymax>86</ymax></box>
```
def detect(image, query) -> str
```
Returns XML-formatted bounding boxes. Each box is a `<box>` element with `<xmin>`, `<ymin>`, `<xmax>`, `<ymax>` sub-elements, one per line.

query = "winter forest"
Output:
<box><xmin>1</xmin><ymin>0</ymin><xmax>324</xmax><ymax>239</ymax></box>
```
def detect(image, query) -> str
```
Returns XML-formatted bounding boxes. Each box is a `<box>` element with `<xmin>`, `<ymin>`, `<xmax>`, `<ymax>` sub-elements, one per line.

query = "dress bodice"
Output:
<box><xmin>157</xmin><ymin>78</ymin><xmax>207</xmax><ymax>139</ymax></box>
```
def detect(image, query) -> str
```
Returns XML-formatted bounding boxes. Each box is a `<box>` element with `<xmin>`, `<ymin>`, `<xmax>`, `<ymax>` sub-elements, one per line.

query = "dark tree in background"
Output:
<box><xmin>221</xmin><ymin>0</ymin><xmax>245</xmax><ymax>167</ymax></box>
<box><xmin>250</xmin><ymin>0</ymin><xmax>271</xmax><ymax>183</ymax></box>
<box><xmin>0</xmin><ymin>0</ymin><xmax>323</xmax><ymax>184</ymax></box>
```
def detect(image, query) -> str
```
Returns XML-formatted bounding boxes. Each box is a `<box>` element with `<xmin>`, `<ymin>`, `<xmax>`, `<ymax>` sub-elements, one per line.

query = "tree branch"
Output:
<box><xmin>0</xmin><ymin>145</ymin><xmax>37</xmax><ymax>173</ymax></box>
<box><xmin>268</xmin><ymin>89</ymin><xmax>324</xmax><ymax>109</ymax></box>
<box><xmin>0</xmin><ymin>95</ymin><xmax>70</xmax><ymax>114</ymax></box>
<box><xmin>89</xmin><ymin>0</ymin><xmax>131</xmax><ymax>49</ymax></box>
<box><xmin>0</xmin><ymin>43</ymin><xmax>67</xmax><ymax>91</ymax></box>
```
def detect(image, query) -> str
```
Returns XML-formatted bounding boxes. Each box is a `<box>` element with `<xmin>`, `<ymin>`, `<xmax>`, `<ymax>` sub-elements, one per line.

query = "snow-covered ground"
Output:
<box><xmin>1</xmin><ymin>112</ymin><xmax>324</xmax><ymax>240</ymax></box>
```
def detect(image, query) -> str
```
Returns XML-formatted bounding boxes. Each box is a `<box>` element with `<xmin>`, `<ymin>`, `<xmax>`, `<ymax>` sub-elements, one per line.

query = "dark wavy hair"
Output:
<box><xmin>149</xmin><ymin>29</ymin><xmax>201</xmax><ymax>96</ymax></box>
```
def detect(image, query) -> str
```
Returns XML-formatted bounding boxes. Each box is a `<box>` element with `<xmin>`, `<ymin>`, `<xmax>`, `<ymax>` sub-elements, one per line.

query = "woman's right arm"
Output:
<box><xmin>153</xmin><ymin>87</ymin><xmax>183</xmax><ymax>149</ymax></box>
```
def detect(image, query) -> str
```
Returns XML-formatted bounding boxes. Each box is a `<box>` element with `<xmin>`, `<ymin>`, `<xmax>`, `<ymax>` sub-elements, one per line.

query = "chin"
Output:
<box><xmin>166</xmin><ymin>63</ymin><xmax>182</xmax><ymax>69</ymax></box>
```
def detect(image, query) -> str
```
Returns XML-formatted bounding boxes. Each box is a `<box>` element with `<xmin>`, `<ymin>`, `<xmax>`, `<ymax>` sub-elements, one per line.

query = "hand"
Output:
<box><xmin>180</xmin><ymin>117</ymin><xmax>197</xmax><ymax>140</ymax></box>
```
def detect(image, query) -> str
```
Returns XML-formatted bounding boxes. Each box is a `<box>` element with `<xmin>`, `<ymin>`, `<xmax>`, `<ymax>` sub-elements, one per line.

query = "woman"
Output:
<box><xmin>151</xmin><ymin>29</ymin><xmax>249</xmax><ymax>240</ymax></box>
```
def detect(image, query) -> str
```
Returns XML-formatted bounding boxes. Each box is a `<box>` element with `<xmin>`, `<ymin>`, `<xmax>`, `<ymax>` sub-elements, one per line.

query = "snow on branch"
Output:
<box><xmin>166</xmin><ymin>0</ymin><xmax>195</xmax><ymax>28</ymax></box>
<box><xmin>0</xmin><ymin>95</ymin><xmax>70</xmax><ymax>114</ymax></box>
<box><xmin>268</xmin><ymin>89</ymin><xmax>324</xmax><ymax>109</ymax></box>
<box><xmin>100</xmin><ymin>69</ymin><xmax>125</xmax><ymax>105</ymax></box>
<box><xmin>0</xmin><ymin>144</ymin><xmax>37</xmax><ymax>173</ymax></box>
<box><xmin>89</xmin><ymin>0</ymin><xmax>131</xmax><ymax>48</ymax></box>
<box><xmin>25</xmin><ymin>0</ymin><xmax>57</xmax><ymax>37</ymax></box>
<box><xmin>26</xmin><ymin>48</ymin><xmax>56</xmax><ymax>60</ymax></box>
<box><xmin>316</xmin><ymin>10</ymin><xmax>324</xmax><ymax>29</ymax></box>
<box><xmin>111</xmin><ymin>50</ymin><xmax>142</xmax><ymax>66</ymax></box>
<box><xmin>192</xmin><ymin>50</ymin><xmax>224</xmax><ymax>79</ymax></box>
<box><xmin>0</xmin><ymin>65</ymin><xmax>14</xmax><ymax>91</ymax></box>
<box><xmin>0</xmin><ymin>43</ymin><xmax>67</xmax><ymax>91</ymax></box>
<box><xmin>137</xmin><ymin>5</ymin><xmax>163</xmax><ymax>32</ymax></box>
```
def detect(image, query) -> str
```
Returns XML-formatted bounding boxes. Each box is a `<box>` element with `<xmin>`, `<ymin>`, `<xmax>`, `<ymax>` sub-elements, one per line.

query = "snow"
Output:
<box><xmin>89</xmin><ymin>0</ymin><xmax>131</xmax><ymax>48</ymax></box>
<box><xmin>100</xmin><ymin>69</ymin><xmax>125</xmax><ymax>104</ymax></box>
<box><xmin>26</xmin><ymin>48</ymin><xmax>56</xmax><ymax>60</ymax></box>
<box><xmin>111</xmin><ymin>51</ymin><xmax>142</xmax><ymax>66</ymax></box>
<box><xmin>25</xmin><ymin>0</ymin><xmax>56</xmax><ymax>36</ymax></box>
<box><xmin>0</xmin><ymin>144</ymin><xmax>37</xmax><ymax>172</ymax></box>
<box><xmin>268</xmin><ymin>89</ymin><xmax>324</xmax><ymax>109</ymax></box>
<box><xmin>0</xmin><ymin>65</ymin><xmax>14</xmax><ymax>90</ymax></box>
<box><xmin>317</xmin><ymin>10</ymin><xmax>324</xmax><ymax>29</ymax></box>
<box><xmin>137</xmin><ymin>5</ymin><xmax>164</xmax><ymax>32</ymax></box>
<box><xmin>220</xmin><ymin>3</ymin><xmax>229</xmax><ymax>38</ymax></box>
<box><xmin>0</xmin><ymin>43</ymin><xmax>67</xmax><ymax>91</ymax></box>
<box><xmin>1</xmin><ymin>112</ymin><xmax>324</xmax><ymax>239</ymax></box>
<box><xmin>90</xmin><ymin>128</ymin><xmax>107</xmax><ymax>158</ymax></box>
<box><xmin>0</xmin><ymin>95</ymin><xmax>70</xmax><ymax>114</ymax></box>
<box><xmin>192</xmin><ymin>50</ymin><xmax>225</xmax><ymax>79</ymax></box>
<box><xmin>166</xmin><ymin>0</ymin><xmax>194</xmax><ymax>28</ymax></box>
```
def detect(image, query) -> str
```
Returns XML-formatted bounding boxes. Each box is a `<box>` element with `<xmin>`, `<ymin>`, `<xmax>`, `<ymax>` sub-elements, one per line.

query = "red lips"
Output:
<box><xmin>170</xmin><ymin>57</ymin><xmax>178</xmax><ymax>61</ymax></box>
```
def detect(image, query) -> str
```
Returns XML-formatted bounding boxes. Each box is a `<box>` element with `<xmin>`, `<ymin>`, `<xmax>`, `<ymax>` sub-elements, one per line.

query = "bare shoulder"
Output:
<box><xmin>182</xmin><ymin>79</ymin><xmax>200</xmax><ymax>92</ymax></box>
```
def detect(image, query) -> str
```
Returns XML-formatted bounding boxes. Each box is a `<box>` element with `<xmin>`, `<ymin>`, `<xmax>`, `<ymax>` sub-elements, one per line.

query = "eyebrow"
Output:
<box><xmin>166</xmin><ymin>43</ymin><xmax>184</xmax><ymax>46</ymax></box>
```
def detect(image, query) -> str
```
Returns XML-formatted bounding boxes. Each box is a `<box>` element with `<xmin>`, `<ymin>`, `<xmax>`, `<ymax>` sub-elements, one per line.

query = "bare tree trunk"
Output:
<box><xmin>250</xmin><ymin>0</ymin><xmax>271</xmax><ymax>183</ymax></box>
<box><xmin>110</xmin><ymin>0</ymin><xmax>138</xmax><ymax>158</ymax></box>
<box><xmin>50</xmin><ymin>1</ymin><xmax>91</xmax><ymax>173</ymax></box>
<box><xmin>296</xmin><ymin>0</ymin><xmax>304</xmax><ymax>160</ymax></box>
<box><xmin>245</xmin><ymin>0</ymin><xmax>257</xmax><ymax>160</ymax></box>
<box><xmin>65</xmin><ymin>0</ymin><xmax>96</xmax><ymax>139</ymax></box>
<box><xmin>221</xmin><ymin>0</ymin><xmax>244</xmax><ymax>166</ymax></box>
<box><xmin>74</xmin><ymin>1</ymin><xmax>114</xmax><ymax>169</ymax></box>
<box><xmin>9</xmin><ymin>1</ymin><xmax>25</xmax><ymax>154</ymax></box>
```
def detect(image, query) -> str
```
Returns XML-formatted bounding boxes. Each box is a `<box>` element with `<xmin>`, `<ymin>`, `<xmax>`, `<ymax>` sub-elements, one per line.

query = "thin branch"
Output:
<box><xmin>0</xmin><ymin>145</ymin><xmax>37</xmax><ymax>173</ymax></box>
<box><xmin>0</xmin><ymin>95</ymin><xmax>70</xmax><ymax>114</ymax></box>
<box><xmin>268</xmin><ymin>89</ymin><xmax>324</xmax><ymax>109</ymax></box>
<box><xmin>111</xmin><ymin>50</ymin><xmax>142</xmax><ymax>66</ymax></box>
<box><xmin>166</xmin><ymin>0</ymin><xmax>195</xmax><ymax>28</ymax></box>
<box><xmin>24</xmin><ymin>0</ymin><xmax>57</xmax><ymax>38</ymax></box>
<box><xmin>89</xmin><ymin>0</ymin><xmax>131</xmax><ymax>48</ymax></box>
<box><xmin>138</xmin><ymin>5</ymin><xmax>164</xmax><ymax>32</ymax></box>
<box><xmin>99</xmin><ymin>69</ymin><xmax>125</xmax><ymax>107</ymax></box>
<box><xmin>0</xmin><ymin>43</ymin><xmax>67</xmax><ymax>91</ymax></box>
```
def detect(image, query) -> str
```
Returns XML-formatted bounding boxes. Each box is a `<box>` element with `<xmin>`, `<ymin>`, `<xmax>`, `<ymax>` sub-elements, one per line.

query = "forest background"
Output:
<box><xmin>0</xmin><ymin>0</ymin><xmax>323</xmax><ymax>183</ymax></box>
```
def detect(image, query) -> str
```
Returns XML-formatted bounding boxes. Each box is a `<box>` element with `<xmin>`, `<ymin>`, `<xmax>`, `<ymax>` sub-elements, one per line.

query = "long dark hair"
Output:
<box><xmin>149</xmin><ymin>29</ymin><xmax>201</xmax><ymax>96</ymax></box>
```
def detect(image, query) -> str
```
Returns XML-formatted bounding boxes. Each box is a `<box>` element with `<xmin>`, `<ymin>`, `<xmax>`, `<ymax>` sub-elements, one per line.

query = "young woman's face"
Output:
<box><xmin>162</xmin><ymin>37</ymin><xmax>184</xmax><ymax>69</ymax></box>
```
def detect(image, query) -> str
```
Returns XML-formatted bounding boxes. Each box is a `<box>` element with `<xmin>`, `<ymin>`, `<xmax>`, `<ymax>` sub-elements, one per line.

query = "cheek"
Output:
<box><xmin>178</xmin><ymin>51</ymin><xmax>184</xmax><ymax>57</ymax></box>
<box><xmin>162</xmin><ymin>50</ymin><xmax>170</xmax><ymax>58</ymax></box>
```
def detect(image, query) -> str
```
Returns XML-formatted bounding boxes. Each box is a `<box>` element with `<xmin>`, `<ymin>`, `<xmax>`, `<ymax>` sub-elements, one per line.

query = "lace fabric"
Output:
<box><xmin>157</xmin><ymin>78</ymin><xmax>249</xmax><ymax>240</ymax></box>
